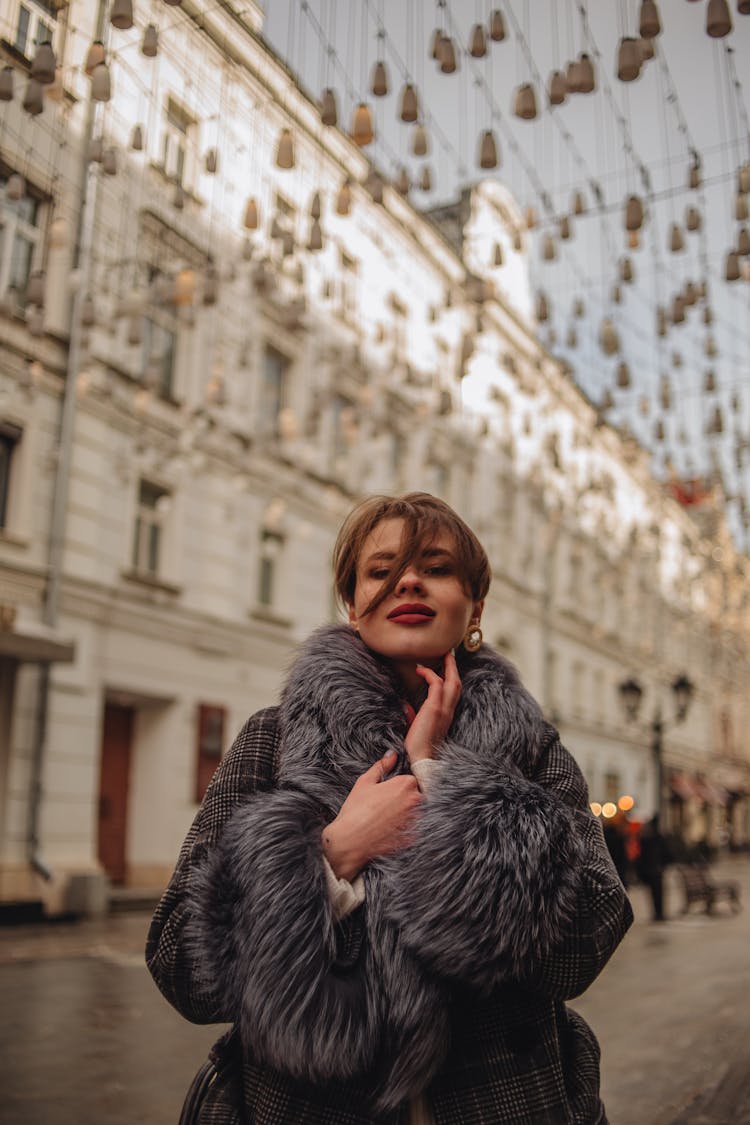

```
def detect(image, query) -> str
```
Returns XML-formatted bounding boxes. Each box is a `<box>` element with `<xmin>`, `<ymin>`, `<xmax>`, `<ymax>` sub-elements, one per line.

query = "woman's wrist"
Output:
<box><xmin>321</xmin><ymin>821</ymin><xmax>363</xmax><ymax>882</ymax></box>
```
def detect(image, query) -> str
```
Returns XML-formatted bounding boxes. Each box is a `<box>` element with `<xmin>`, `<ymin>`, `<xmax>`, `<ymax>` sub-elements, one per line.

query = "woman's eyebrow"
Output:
<box><xmin>365</xmin><ymin>550</ymin><xmax>397</xmax><ymax>562</ymax></box>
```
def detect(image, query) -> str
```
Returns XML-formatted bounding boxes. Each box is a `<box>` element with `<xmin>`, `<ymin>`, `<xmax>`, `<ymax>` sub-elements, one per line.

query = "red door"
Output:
<box><xmin>97</xmin><ymin>703</ymin><xmax>134</xmax><ymax>884</ymax></box>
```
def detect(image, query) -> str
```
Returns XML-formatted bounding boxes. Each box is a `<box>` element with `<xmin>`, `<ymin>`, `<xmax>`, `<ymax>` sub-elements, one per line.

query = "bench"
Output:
<box><xmin>676</xmin><ymin>863</ymin><xmax>741</xmax><ymax>915</ymax></box>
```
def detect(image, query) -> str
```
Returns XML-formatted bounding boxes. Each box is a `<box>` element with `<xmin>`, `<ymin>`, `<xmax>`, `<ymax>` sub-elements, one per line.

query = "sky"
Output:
<box><xmin>261</xmin><ymin>0</ymin><xmax>750</xmax><ymax>542</ymax></box>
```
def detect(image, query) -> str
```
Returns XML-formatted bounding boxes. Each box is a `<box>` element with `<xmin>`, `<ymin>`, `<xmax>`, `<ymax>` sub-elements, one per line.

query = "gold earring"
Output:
<box><xmin>463</xmin><ymin>622</ymin><xmax>483</xmax><ymax>652</ymax></box>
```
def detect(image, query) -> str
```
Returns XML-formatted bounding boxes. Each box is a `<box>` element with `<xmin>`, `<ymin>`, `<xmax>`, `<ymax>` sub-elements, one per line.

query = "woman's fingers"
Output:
<box><xmin>360</xmin><ymin>749</ymin><xmax>398</xmax><ymax>787</ymax></box>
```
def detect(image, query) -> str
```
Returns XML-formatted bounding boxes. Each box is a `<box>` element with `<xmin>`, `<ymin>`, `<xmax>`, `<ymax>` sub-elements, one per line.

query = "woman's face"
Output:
<box><xmin>348</xmin><ymin>518</ymin><xmax>483</xmax><ymax>666</ymax></box>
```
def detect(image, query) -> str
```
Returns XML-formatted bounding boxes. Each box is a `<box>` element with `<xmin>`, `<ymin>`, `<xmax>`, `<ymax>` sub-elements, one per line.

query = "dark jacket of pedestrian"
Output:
<box><xmin>146</xmin><ymin>494</ymin><xmax>632</xmax><ymax>1124</ymax></box>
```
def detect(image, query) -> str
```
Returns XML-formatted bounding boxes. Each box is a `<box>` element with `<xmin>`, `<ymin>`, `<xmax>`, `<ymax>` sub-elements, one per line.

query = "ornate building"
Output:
<box><xmin>1</xmin><ymin>0</ymin><xmax>748</xmax><ymax>914</ymax></box>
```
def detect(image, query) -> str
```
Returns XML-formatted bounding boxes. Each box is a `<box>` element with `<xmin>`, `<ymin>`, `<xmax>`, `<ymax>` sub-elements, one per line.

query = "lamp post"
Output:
<box><xmin>617</xmin><ymin>673</ymin><xmax>695</xmax><ymax>832</ymax></box>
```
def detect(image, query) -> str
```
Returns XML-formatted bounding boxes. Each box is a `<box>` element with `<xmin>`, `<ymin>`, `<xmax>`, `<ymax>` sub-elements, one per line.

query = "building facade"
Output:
<box><xmin>1</xmin><ymin>0</ymin><xmax>748</xmax><ymax>914</ymax></box>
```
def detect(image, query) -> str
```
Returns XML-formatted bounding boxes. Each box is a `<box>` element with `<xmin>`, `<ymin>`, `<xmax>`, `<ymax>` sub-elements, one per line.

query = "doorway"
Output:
<box><xmin>97</xmin><ymin>703</ymin><xmax>134</xmax><ymax>884</ymax></box>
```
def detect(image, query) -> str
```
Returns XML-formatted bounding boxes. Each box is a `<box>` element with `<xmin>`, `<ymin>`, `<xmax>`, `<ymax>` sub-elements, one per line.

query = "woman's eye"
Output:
<box><xmin>370</xmin><ymin>568</ymin><xmax>390</xmax><ymax>579</ymax></box>
<box><xmin>426</xmin><ymin>565</ymin><xmax>450</xmax><ymax>575</ymax></box>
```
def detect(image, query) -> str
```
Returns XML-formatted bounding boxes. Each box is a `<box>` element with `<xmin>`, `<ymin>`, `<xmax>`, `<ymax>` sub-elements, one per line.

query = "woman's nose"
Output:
<box><xmin>397</xmin><ymin>566</ymin><xmax>423</xmax><ymax>592</ymax></box>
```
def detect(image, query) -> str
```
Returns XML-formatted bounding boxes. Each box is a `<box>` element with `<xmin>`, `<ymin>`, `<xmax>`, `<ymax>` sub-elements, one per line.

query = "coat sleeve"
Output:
<box><xmin>382</xmin><ymin>727</ymin><xmax>633</xmax><ymax>998</ymax></box>
<box><xmin>145</xmin><ymin>707</ymin><xmax>376</xmax><ymax>1086</ymax></box>
<box><xmin>145</xmin><ymin>707</ymin><xmax>281</xmax><ymax>1023</ymax></box>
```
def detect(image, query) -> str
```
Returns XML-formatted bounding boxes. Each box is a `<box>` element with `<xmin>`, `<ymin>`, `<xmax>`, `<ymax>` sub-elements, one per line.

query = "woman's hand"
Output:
<box><xmin>321</xmin><ymin>750</ymin><xmax>422</xmax><ymax>881</ymax></box>
<box><xmin>404</xmin><ymin>649</ymin><xmax>462</xmax><ymax>765</ymax></box>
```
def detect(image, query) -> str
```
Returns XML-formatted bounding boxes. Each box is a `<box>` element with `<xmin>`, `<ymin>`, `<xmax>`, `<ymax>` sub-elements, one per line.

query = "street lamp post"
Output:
<box><xmin>617</xmin><ymin>673</ymin><xmax>695</xmax><ymax>832</ymax></box>
<box><xmin>617</xmin><ymin>673</ymin><xmax>694</xmax><ymax>922</ymax></box>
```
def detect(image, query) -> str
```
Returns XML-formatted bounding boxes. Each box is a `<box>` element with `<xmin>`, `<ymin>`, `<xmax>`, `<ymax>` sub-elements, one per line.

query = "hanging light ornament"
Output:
<box><xmin>351</xmin><ymin>103</ymin><xmax>374</xmax><ymax>146</ymax></box>
<box><xmin>419</xmin><ymin>166</ymin><xmax>433</xmax><ymax>192</ymax></box>
<box><xmin>0</xmin><ymin>66</ymin><xmax>13</xmax><ymax>101</ymax></box>
<box><xmin>706</xmin><ymin>0</ymin><xmax>732</xmax><ymax>37</ymax></box>
<box><xmin>395</xmin><ymin>166</ymin><xmax>410</xmax><ymax>195</ymax></box>
<box><xmin>48</xmin><ymin>215</ymin><xmax>67</xmax><ymax>248</ymax></box>
<box><xmin>438</xmin><ymin>35</ymin><xmax>458</xmax><ymax>74</ymax></box>
<box><xmin>412</xmin><ymin>123</ymin><xmax>429</xmax><ymax>156</ymax></box>
<box><xmin>308</xmin><ymin>218</ymin><xmax>323</xmax><ymax>252</ymax></box>
<box><xmin>309</xmin><ymin>191</ymin><xmax>322</xmax><ymax>221</ymax></box>
<box><xmin>566</xmin><ymin>325</ymin><xmax>578</xmax><ymax>348</ymax></box>
<box><xmin>601</xmin><ymin>389</ymin><xmax>614</xmax><ymax>412</ymax></box>
<box><xmin>142</xmin><ymin>24</ymin><xmax>158</xmax><ymax>57</ymax></box>
<box><xmin>203</xmin><ymin>264</ymin><xmax>219</xmax><ymax>306</ymax></box>
<box><xmin>513</xmin><ymin>83</ymin><xmax>538</xmax><ymax>120</ymax></box>
<box><xmin>525</xmin><ymin>205</ymin><xmax>537</xmax><ymax>229</ymax></box>
<box><xmin>572</xmin><ymin>190</ymin><xmax>586</xmax><ymax>215</ymax></box>
<box><xmin>737</xmin><ymin>226</ymin><xmax>750</xmax><ymax>255</ymax></box>
<box><xmin>399</xmin><ymin>82</ymin><xmax>419</xmax><ymax>123</ymax></box>
<box><xmin>80</xmin><ymin>294</ymin><xmax>96</xmax><ymax>327</ymax></box>
<box><xmin>320</xmin><ymin>87</ymin><xmax>338</xmax><ymax>127</ymax></box>
<box><xmin>335</xmin><ymin>179</ymin><xmax>352</xmax><ymax>215</ymax></box>
<box><xmin>6</xmin><ymin>172</ymin><xmax>25</xmax><ymax>200</ymax></box>
<box><xmin>617</xmin><ymin>38</ymin><xmax>641</xmax><ymax>81</ymax></box>
<box><xmin>660</xmin><ymin>375</ymin><xmax>672</xmax><ymax>409</ymax></box>
<box><xmin>684</xmin><ymin>280</ymin><xmax>699</xmax><ymax>305</ymax></box>
<box><xmin>559</xmin><ymin>215</ymin><xmax>571</xmax><ymax>240</ymax></box>
<box><xmin>130</xmin><ymin>124</ymin><xmax>144</xmax><ymax>151</ymax></box>
<box><xmin>536</xmin><ymin>291</ymin><xmax>549</xmax><ymax>322</ymax></box>
<box><xmin>110</xmin><ymin>0</ymin><xmax>134</xmax><ymax>30</ymax></box>
<box><xmin>88</xmin><ymin>136</ymin><xmax>103</xmax><ymax>163</ymax></box>
<box><xmin>478</xmin><ymin>128</ymin><xmax>500</xmax><ymax>169</ymax></box>
<box><xmin>371</xmin><ymin>59</ymin><xmax>389</xmax><ymax>97</ymax></box>
<box><xmin>611</xmin><ymin>283</ymin><xmax>622</xmax><ymax>304</ymax></box>
<box><xmin>708</xmin><ymin>406</ymin><xmax>724</xmax><ymax>435</ymax></box>
<box><xmin>541</xmin><ymin>233</ymin><xmax>557</xmax><ymax>261</ymax></box>
<box><xmin>739</xmin><ymin>0</ymin><xmax>750</xmax><ymax>14</ymax></box>
<box><xmin>654</xmin><ymin>418</ymin><xmax>665</xmax><ymax>442</ymax></box>
<box><xmin>243</xmin><ymin>197</ymin><xmax>260</xmax><ymax>230</ymax></box>
<box><xmin>704</xmin><ymin>369</ymin><xmax>717</xmax><ymax>393</ymax></box>
<box><xmin>639</xmin><ymin>1</ymin><xmax>662</xmax><ymax>38</ymax></box>
<box><xmin>173</xmin><ymin>184</ymin><xmax>185</xmax><ymax>210</ymax></box>
<box><xmin>102</xmin><ymin>147</ymin><xmax>117</xmax><ymax>175</ymax></box>
<box><xmin>30</xmin><ymin>42</ymin><xmax>56</xmax><ymax>85</ymax></box>
<box><xmin>739</xmin><ymin>164</ymin><xmax>750</xmax><ymax>194</ymax></box>
<box><xmin>512</xmin><ymin>228</ymin><xmax>523</xmax><ymax>251</ymax></box>
<box><xmin>566</xmin><ymin>58</ymin><xmax>584</xmax><ymax>93</ymax></box>
<box><xmin>625</xmin><ymin>194</ymin><xmax>644</xmax><ymax>231</ymax></box>
<box><xmin>367</xmin><ymin>170</ymin><xmax>384</xmax><ymax>204</ymax></box>
<box><xmin>736</xmin><ymin>193</ymin><xmax>749</xmax><ymax>222</ymax></box>
<box><xmin>669</xmin><ymin>222</ymin><xmax>684</xmax><ymax>252</ymax></box>
<box><xmin>91</xmin><ymin>62</ymin><xmax>111</xmax><ymax>102</ymax></box>
<box><xmin>22</xmin><ymin>79</ymin><xmax>44</xmax><ymax>115</ymax></box>
<box><xmin>686</xmin><ymin>205</ymin><xmax>701</xmax><ymax>232</ymax></box>
<box><xmin>705</xmin><ymin>334</ymin><xmax>717</xmax><ymax>357</ymax></box>
<box><xmin>489</xmin><ymin>10</ymin><xmax>506</xmax><ymax>41</ymax></box>
<box><xmin>703</xmin><ymin>305</ymin><xmax>713</xmax><ymax>325</ymax></box>
<box><xmin>725</xmin><ymin>249</ymin><xmax>741</xmax><ymax>281</ymax></box>
<box><xmin>548</xmin><ymin>70</ymin><xmax>567</xmax><ymax>106</ymax></box>
<box><xmin>577</xmin><ymin>54</ymin><xmax>596</xmax><ymax>93</ymax></box>
<box><xmin>573</xmin><ymin>297</ymin><xmax>585</xmax><ymax>317</ymax></box>
<box><xmin>275</xmin><ymin>127</ymin><xmax>295</xmax><ymax>168</ymax></box>
<box><xmin>599</xmin><ymin>318</ymin><xmax>620</xmax><ymax>355</ymax></box>
<box><xmin>469</xmin><ymin>24</ymin><xmax>487</xmax><ymax>57</ymax></box>
<box><xmin>205</xmin><ymin>148</ymin><xmax>218</xmax><ymax>174</ymax></box>
<box><xmin>628</xmin><ymin>229</ymin><xmax>640</xmax><ymax>249</ymax></box>
<box><xmin>429</xmin><ymin>27</ymin><xmax>444</xmax><ymax>59</ymax></box>
<box><xmin>688</xmin><ymin>157</ymin><xmax>701</xmax><ymax>190</ymax></box>
<box><xmin>616</xmin><ymin>361</ymin><xmax>631</xmax><ymax>388</ymax></box>
<box><xmin>638</xmin><ymin>38</ymin><xmax>655</xmax><ymax>62</ymax></box>
<box><xmin>620</xmin><ymin>256</ymin><xmax>634</xmax><ymax>283</ymax></box>
<box><xmin>672</xmin><ymin>295</ymin><xmax>686</xmax><ymax>323</ymax></box>
<box><xmin>493</xmin><ymin>242</ymin><xmax>504</xmax><ymax>266</ymax></box>
<box><xmin>656</xmin><ymin>306</ymin><xmax>667</xmax><ymax>336</ymax></box>
<box><xmin>84</xmin><ymin>40</ymin><xmax>105</xmax><ymax>75</ymax></box>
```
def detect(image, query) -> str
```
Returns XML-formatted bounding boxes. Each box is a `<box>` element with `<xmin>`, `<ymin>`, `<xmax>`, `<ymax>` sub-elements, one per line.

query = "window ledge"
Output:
<box><xmin>0</xmin><ymin>529</ymin><xmax>30</xmax><ymax>549</ymax></box>
<box><xmin>120</xmin><ymin>568</ymin><xmax>182</xmax><ymax>596</ymax></box>
<box><xmin>249</xmin><ymin>606</ymin><xmax>292</xmax><ymax>629</ymax></box>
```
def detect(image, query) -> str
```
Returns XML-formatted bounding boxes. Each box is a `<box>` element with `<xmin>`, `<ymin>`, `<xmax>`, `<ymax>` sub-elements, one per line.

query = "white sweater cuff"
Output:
<box><xmin>411</xmin><ymin>757</ymin><xmax>444</xmax><ymax>794</ymax></box>
<box><xmin>322</xmin><ymin>855</ymin><xmax>366</xmax><ymax>923</ymax></box>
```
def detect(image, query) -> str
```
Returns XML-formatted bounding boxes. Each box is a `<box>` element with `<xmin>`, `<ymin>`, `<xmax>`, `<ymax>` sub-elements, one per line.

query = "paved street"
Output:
<box><xmin>1</xmin><ymin>859</ymin><xmax>749</xmax><ymax>1125</ymax></box>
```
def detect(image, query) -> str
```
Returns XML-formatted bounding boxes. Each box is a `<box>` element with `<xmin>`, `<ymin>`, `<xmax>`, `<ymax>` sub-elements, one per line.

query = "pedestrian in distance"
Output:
<box><xmin>637</xmin><ymin>815</ymin><xmax>673</xmax><ymax>922</ymax></box>
<box><xmin>146</xmin><ymin>492</ymin><xmax>633</xmax><ymax>1125</ymax></box>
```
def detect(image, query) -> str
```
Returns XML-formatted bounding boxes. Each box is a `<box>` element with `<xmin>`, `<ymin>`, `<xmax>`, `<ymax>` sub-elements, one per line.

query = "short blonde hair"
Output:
<box><xmin>333</xmin><ymin>492</ymin><xmax>491</xmax><ymax>615</ymax></box>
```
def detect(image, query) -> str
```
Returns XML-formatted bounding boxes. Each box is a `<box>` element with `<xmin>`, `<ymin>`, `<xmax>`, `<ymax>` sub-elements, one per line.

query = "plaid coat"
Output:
<box><xmin>147</xmin><ymin>626</ymin><xmax>632</xmax><ymax>1125</ymax></box>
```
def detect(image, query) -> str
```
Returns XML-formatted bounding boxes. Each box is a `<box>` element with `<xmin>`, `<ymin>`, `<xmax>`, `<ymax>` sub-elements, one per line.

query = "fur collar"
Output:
<box><xmin>277</xmin><ymin>623</ymin><xmax>546</xmax><ymax>805</ymax></box>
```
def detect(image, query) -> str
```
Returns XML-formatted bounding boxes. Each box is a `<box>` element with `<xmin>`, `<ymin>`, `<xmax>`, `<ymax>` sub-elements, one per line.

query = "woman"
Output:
<box><xmin>147</xmin><ymin>492</ymin><xmax>632</xmax><ymax>1124</ymax></box>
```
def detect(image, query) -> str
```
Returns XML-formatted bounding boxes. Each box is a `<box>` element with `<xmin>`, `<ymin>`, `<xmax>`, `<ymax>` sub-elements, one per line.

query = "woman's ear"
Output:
<box><xmin>472</xmin><ymin>599</ymin><xmax>484</xmax><ymax>623</ymax></box>
<box><xmin>348</xmin><ymin>604</ymin><xmax>358</xmax><ymax>630</ymax></box>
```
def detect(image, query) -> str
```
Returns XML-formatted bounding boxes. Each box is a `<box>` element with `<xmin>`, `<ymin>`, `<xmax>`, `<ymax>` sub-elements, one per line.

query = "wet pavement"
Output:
<box><xmin>1</xmin><ymin>859</ymin><xmax>749</xmax><ymax>1125</ymax></box>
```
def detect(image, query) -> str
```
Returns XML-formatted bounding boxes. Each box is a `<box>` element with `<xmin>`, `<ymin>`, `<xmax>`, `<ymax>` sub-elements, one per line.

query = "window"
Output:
<box><xmin>132</xmin><ymin>480</ymin><xmax>169</xmax><ymax>576</ymax></box>
<box><xmin>330</xmin><ymin>394</ymin><xmax>355</xmax><ymax>472</ymax></box>
<box><xmin>195</xmin><ymin>704</ymin><xmax>226</xmax><ymax>803</ymax></box>
<box><xmin>0</xmin><ymin>173</ymin><xmax>41</xmax><ymax>307</ymax></box>
<box><xmin>259</xmin><ymin>346</ymin><xmax>289</xmax><ymax>437</ymax></box>
<box><xmin>0</xmin><ymin>422</ymin><xmax>22</xmax><ymax>530</ymax></box>
<box><xmin>161</xmin><ymin>98</ymin><xmax>196</xmax><ymax>189</ymax></box>
<box><xmin>258</xmin><ymin>529</ymin><xmax>284</xmax><ymax>607</ymax></box>
<box><xmin>141</xmin><ymin>268</ymin><xmax>177</xmax><ymax>399</ymax></box>
<box><xmin>9</xmin><ymin>0</ymin><xmax>55</xmax><ymax>57</ymax></box>
<box><xmin>388</xmin><ymin>292</ymin><xmax>408</xmax><ymax>358</ymax></box>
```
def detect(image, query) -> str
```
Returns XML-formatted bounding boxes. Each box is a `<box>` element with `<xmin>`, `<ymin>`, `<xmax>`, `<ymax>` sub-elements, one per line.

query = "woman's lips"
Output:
<box><xmin>387</xmin><ymin>604</ymin><xmax>435</xmax><ymax>625</ymax></box>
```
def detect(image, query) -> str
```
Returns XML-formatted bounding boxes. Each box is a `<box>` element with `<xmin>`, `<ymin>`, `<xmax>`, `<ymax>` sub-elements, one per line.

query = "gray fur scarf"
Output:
<box><xmin>189</xmin><ymin>624</ymin><xmax>585</xmax><ymax>1113</ymax></box>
